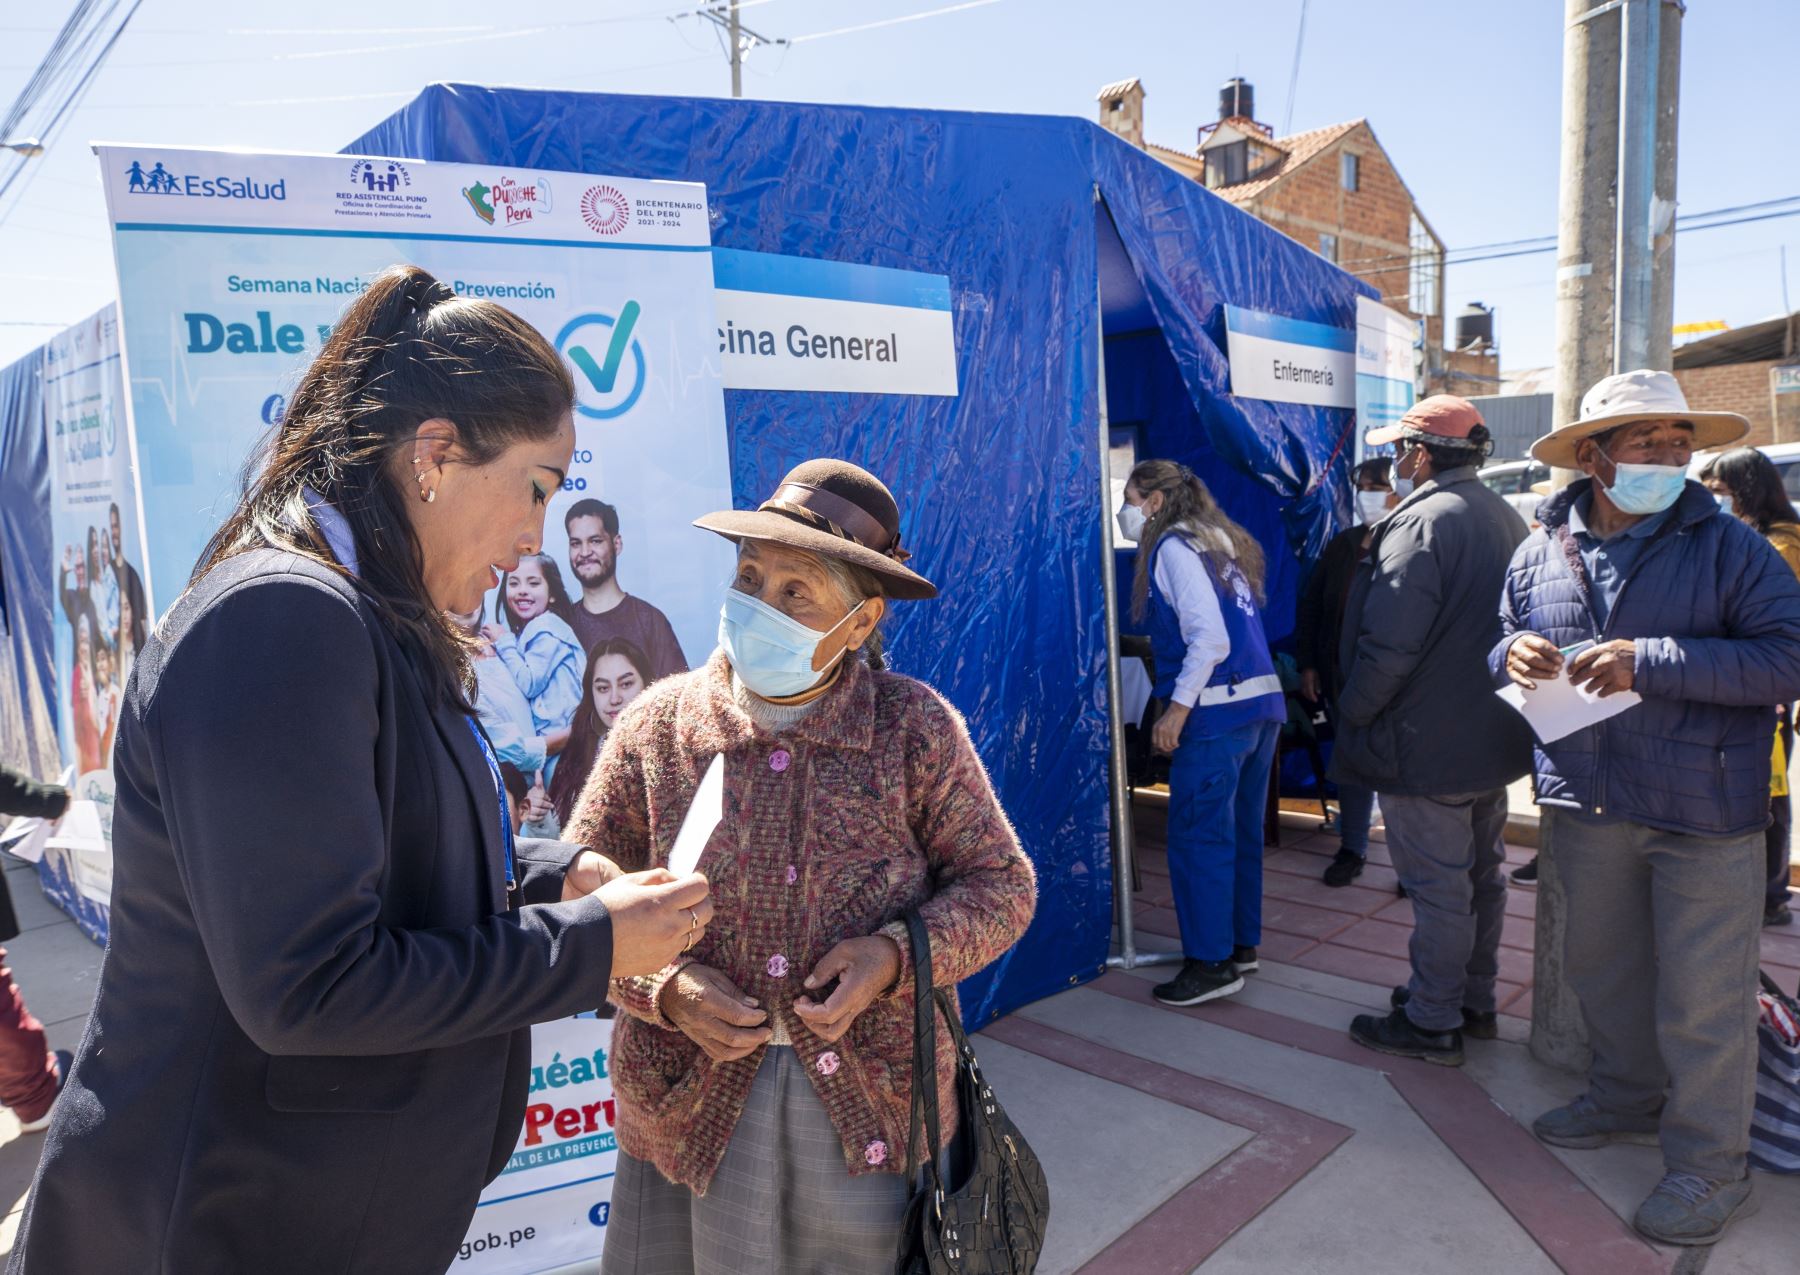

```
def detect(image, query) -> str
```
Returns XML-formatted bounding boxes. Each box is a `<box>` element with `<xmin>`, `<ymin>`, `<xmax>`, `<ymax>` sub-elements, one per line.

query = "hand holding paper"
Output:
<box><xmin>1497</xmin><ymin>638</ymin><xmax>1641</xmax><ymax>744</ymax></box>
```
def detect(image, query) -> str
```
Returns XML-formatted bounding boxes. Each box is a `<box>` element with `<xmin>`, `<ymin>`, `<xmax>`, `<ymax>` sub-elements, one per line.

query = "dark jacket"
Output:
<box><xmin>1489</xmin><ymin>479</ymin><xmax>1800</xmax><ymax>838</ymax></box>
<box><xmin>0</xmin><ymin>762</ymin><xmax>58</xmax><ymax>943</ymax></box>
<box><xmin>1295</xmin><ymin>523</ymin><xmax>1368</xmax><ymax>695</ymax></box>
<box><xmin>10</xmin><ymin>550</ymin><xmax>616</xmax><ymax>1275</ymax></box>
<box><xmin>1332</xmin><ymin>465</ymin><xmax>1534</xmax><ymax>796</ymax></box>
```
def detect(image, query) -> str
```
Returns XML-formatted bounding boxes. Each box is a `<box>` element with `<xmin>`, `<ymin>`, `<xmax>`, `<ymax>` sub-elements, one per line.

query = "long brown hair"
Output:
<box><xmin>191</xmin><ymin>264</ymin><xmax>575</xmax><ymax>706</ymax></box>
<box><xmin>1127</xmin><ymin>459</ymin><xmax>1266</xmax><ymax>624</ymax></box>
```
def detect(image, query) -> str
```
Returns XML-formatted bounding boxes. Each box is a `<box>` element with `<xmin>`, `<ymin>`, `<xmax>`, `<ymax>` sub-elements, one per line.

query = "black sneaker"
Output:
<box><xmin>1152</xmin><ymin>959</ymin><xmax>1245</xmax><ymax>1007</ymax></box>
<box><xmin>1766</xmin><ymin>901</ymin><xmax>1793</xmax><ymax>927</ymax></box>
<box><xmin>1391</xmin><ymin>986</ymin><xmax>1499</xmax><ymax>1040</ymax></box>
<box><xmin>1230</xmin><ymin>946</ymin><xmax>1259</xmax><ymax>974</ymax></box>
<box><xmin>1511</xmin><ymin>857</ymin><xmax>1539</xmax><ymax>885</ymax></box>
<box><xmin>1322</xmin><ymin>849</ymin><xmax>1365</xmax><ymax>887</ymax></box>
<box><xmin>1349</xmin><ymin>1007</ymin><xmax>1464</xmax><ymax>1066</ymax></box>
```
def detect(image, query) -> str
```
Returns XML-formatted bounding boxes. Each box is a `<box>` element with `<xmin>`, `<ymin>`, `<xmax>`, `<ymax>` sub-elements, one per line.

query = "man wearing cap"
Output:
<box><xmin>1335</xmin><ymin>396</ymin><xmax>1534</xmax><ymax>1066</ymax></box>
<box><xmin>1493</xmin><ymin>370</ymin><xmax>1800</xmax><ymax>1245</ymax></box>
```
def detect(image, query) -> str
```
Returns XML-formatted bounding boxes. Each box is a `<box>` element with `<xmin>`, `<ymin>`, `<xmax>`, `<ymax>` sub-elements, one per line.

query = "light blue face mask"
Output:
<box><xmin>719</xmin><ymin>588</ymin><xmax>863</xmax><ymax>699</ymax></box>
<box><xmin>1715</xmin><ymin>492</ymin><xmax>1735</xmax><ymax>517</ymax></box>
<box><xmin>1599</xmin><ymin>449</ymin><xmax>1687</xmax><ymax>515</ymax></box>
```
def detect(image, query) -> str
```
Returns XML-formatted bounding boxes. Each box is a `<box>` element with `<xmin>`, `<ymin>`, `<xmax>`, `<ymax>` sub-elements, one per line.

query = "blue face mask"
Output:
<box><xmin>718</xmin><ymin>588</ymin><xmax>863</xmax><ymax>699</ymax></box>
<box><xmin>1599</xmin><ymin>449</ymin><xmax>1687</xmax><ymax>515</ymax></box>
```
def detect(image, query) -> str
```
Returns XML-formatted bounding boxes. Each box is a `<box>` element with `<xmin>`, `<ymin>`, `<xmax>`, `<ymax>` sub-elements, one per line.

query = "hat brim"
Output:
<box><xmin>1362</xmin><ymin>423</ymin><xmax>1409</xmax><ymax>447</ymax></box>
<box><xmin>694</xmin><ymin>509</ymin><xmax>938</xmax><ymax>600</ymax></box>
<box><xmin>1528</xmin><ymin>410</ymin><xmax>1750</xmax><ymax>468</ymax></box>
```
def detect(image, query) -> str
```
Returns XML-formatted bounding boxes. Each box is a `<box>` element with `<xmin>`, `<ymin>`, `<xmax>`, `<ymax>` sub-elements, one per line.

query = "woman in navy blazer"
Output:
<box><xmin>9</xmin><ymin>266</ymin><xmax>712</xmax><ymax>1274</ymax></box>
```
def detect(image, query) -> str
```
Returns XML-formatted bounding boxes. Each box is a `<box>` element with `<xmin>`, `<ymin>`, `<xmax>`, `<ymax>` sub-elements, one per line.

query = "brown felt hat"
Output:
<box><xmin>695</xmin><ymin>459</ymin><xmax>937</xmax><ymax>600</ymax></box>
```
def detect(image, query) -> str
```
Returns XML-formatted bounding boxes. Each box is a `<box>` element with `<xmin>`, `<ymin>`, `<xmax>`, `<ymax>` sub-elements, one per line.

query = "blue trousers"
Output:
<box><xmin>1165</xmin><ymin>718</ymin><xmax>1280</xmax><ymax>963</ymax></box>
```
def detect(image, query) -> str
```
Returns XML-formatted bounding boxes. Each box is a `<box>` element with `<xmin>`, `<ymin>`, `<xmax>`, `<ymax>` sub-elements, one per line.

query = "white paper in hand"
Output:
<box><xmin>667</xmin><ymin>753</ymin><xmax>726</xmax><ymax>877</ymax></box>
<box><xmin>1496</xmin><ymin>676</ymin><xmax>1640</xmax><ymax>744</ymax></box>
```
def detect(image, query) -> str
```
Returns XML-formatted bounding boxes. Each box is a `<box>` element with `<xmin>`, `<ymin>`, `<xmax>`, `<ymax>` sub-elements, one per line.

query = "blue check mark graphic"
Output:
<box><xmin>567</xmin><ymin>301</ymin><xmax>642</xmax><ymax>394</ymax></box>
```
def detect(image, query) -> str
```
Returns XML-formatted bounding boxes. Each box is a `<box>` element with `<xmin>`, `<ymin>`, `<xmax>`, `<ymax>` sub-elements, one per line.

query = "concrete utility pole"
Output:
<box><xmin>694</xmin><ymin>1</ymin><xmax>786</xmax><ymax>100</ymax></box>
<box><xmin>1535</xmin><ymin>0</ymin><xmax>1683</xmax><ymax>1074</ymax></box>
<box><xmin>1550</xmin><ymin>0</ymin><xmax>1683</xmax><ymax>453</ymax></box>
<box><xmin>728</xmin><ymin>0</ymin><xmax>742</xmax><ymax>99</ymax></box>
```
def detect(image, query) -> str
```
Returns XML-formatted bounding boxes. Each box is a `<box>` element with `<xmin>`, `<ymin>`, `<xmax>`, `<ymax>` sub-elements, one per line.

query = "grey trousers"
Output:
<box><xmin>599</xmin><ymin>1047</ymin><xmax>909</xmax><ymax>1274</ymax></box>
<box><xmin>1380</xmin><ymin>788</ymin><xmax>1509</xmax><ymax>1032</ymax></box>
<box><xmin>1550</xmin><ymin>809</ymin><xmax>1765</xmax><ymax>1181</ymax></box>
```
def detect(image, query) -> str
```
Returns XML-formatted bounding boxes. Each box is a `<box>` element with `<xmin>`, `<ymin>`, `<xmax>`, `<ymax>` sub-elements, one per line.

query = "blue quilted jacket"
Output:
<box><xmin>1488</xmin><ymin>478</ymin><xmax>1800</xmax><ymax>838</ymax></box>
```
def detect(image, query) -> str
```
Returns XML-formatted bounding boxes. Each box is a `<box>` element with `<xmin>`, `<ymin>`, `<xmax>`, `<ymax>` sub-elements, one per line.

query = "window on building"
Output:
<box><xmin>1109</xmin><ymin>99</ymin><xmax>1124</xmax><ymax>114</ymax></box>
<box><xmin>1341</xmin><ymin>152</ymin><xmax>1359</xmax><ymax>192</ymax></box>
<box><xmin>1409</xmin><ymin>211</ymin><xmax>1443</xmax><ymax>318</ymax></box>
<box><xmin>1205</xmin><ymin>140</ymin><xmax>1247</xmax><ymax>189</ymax></box>
<box><xmin>1319</xmin><ymin>233</ymin><xmax>1339</xmax><ymax>263</ymax></box>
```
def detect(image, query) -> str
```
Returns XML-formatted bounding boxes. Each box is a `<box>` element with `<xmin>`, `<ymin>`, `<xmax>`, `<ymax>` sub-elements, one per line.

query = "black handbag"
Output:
<box><xmin>895</xmin><ymin>909</ymin><xmax>1049</xmax><ymax>1274</ymax></box>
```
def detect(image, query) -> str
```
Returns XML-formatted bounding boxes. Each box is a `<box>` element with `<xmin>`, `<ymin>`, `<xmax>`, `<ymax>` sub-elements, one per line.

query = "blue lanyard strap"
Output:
<box><xmin>464</xmin><ymin>715</ymin><xmax>518</xmax><ymax>904</ymax></box>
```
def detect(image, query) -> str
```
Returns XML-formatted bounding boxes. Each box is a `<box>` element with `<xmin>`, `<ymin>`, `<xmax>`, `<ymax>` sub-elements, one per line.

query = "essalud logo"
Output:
<box><xmin>122</xmin><ymin>159</ymin><xmax>285</xmax><ymax>201</ymax></box>
<box><xmin>555</xmin><ymin>305</ymin><xmax>646</xmax><ymax>421</ymax></box>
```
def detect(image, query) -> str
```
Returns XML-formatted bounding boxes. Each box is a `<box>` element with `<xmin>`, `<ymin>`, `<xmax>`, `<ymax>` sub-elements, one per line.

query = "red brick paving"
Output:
<box><xmin>1132</xmin><ymin>807</ymin><xmax>1548</xmax><ymax>1008</ymax></box>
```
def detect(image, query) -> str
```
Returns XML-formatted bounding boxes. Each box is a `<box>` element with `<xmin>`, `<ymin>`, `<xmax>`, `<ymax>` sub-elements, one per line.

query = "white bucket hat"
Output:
<box><xmin>1528</xmin><ymin>369</ymin><xmax>1748</xmax><ymax>468</ymax></box>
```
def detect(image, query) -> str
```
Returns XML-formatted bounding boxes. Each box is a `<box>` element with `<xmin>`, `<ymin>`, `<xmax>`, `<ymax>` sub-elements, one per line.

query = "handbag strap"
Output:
<box><xmin>903</xmin><ymin>908</ymin><xmax>943</xmax><ymax>1185</ymax></box>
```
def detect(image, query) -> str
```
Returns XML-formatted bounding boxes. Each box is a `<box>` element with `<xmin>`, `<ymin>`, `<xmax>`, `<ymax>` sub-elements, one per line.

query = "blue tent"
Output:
<box><xmin>0</xmin><ymin>340</ymin><xmax>61</xmax><ymax>781</ymax></box>
<box><xmin>352</xmin><ymin>86</ymin><xmax>1374</xmax><ymax>1025</ymax></box>
<box><xmin>1</xmin><ymin>89</ymin><xmax>1372</xmax><ymax>1024</ymax></box>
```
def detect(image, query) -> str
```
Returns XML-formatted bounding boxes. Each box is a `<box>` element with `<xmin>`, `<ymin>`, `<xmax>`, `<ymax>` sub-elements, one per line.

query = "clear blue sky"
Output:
<box><xmin>2</xmin><ymin>0</ymin><xmax>1795</xmax><ymax>370</ymax></box>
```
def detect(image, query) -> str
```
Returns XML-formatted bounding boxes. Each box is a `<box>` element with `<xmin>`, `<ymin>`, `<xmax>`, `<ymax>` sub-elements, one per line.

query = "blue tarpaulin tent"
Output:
<box><xmin>351</xmin><ymin>87</ymin><xmax>1374</xmax><ymax>1024</ymax></box>
<box><xmin>1</xmin><ymin>89</ymin><xmax>1373</xmax><ymax>1026</ymax></box>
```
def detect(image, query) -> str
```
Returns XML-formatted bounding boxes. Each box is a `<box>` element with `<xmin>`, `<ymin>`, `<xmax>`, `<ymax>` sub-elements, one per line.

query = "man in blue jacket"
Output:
<box><xmin>1494</xmin><ymin>370</ymin><xmax>1800</xmax><ymax>1247</ymax></box>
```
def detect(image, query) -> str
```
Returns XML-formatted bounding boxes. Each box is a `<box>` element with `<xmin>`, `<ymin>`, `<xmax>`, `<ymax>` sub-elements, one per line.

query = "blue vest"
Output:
<box><xmin>1147</xmin><ymin>534</ymin><xmax>1285</xmax><ymax>731</ymax></box>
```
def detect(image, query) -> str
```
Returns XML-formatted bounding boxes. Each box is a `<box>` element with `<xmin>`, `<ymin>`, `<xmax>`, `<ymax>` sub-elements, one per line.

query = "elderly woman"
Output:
<box><xmin>569</xmin><ymin>459</ymin><xmax>1037</xmax><ymax>1273</ymax></box>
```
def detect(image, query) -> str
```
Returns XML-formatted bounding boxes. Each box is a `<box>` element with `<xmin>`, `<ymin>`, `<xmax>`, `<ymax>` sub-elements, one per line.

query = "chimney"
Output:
<box><xmin>1097</xmin><ymin>79</ymin><xmax>1146</xmax><ymax>149</ymax></box>
<box><xmin>1219</xmin><ymin>77</ymin><xmax>1254</xmax><ymax>122</ymax></box>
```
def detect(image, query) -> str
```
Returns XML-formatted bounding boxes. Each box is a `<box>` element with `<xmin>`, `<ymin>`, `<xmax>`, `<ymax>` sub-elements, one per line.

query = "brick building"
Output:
<box><xmin>1671</xmin><ymin>312</ymin><xmax>1800</xmax><ymax>448</ymax></box>
<box><xmin>1096</xmin><ymin>76</ymin><xmax>1496</xmax><ymax>395</ymax></box>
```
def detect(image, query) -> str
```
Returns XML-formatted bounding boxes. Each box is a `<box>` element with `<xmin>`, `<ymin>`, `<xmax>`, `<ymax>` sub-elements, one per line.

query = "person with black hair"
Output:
<box><xmin>564</xmin><ymin>497</ymin><xmax>688</xmax><ymax>678</ymax></box>
<box><xmin>1296</xmin><ymin>456</ymin><xmax>1395</xmax><ymax>886</ymax></box>
<box><xmin>8</xmin><ymin>264</ymin><xmax>714</xmax><ymax>1275</ymax></box>
<box><xmin>1337</xmin><ymin>396</ymin><xmax>1533</xmax><ymax>1066</ymax></box>
<box><xmin>1700</xmin><ymin>446</ymin><xmax>1800</xmax><ymax>926</ymax></box>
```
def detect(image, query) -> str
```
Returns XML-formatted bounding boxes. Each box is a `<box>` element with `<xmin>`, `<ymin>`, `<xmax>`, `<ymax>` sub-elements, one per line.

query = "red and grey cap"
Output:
<box><xmin>1363</xmin><ymin>395</ymin><xmax>1486</xmax><ymax>449</ymax></box>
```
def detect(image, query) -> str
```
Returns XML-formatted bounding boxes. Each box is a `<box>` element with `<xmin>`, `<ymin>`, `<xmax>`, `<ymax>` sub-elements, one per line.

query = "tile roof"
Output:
<box><xmin>1206</xmin><ymin>118</ymin><xmax>1364</xmax><ymax>204</ymax></box>
<box><xmin>1096</xmin><ymin>78</ymin><xmax>1142</xmax><ymax>101</ymax></box>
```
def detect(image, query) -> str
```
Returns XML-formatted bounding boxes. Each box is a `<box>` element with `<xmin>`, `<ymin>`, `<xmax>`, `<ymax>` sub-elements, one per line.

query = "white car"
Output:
<box><xmin>1478</xmin><ymin>459</ymin><xmax>1553</xmax><ymax>524</ymax></box>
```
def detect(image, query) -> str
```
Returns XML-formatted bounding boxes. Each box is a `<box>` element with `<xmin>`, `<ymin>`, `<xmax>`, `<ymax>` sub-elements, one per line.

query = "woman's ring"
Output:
<box><xmin>686</xmin><ymin>907</ymin><xmax>699</xmax><ymax>933</ymax></box>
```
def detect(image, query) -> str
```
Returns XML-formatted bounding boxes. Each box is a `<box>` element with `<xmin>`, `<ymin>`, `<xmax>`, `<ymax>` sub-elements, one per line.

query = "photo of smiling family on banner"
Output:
<box><xmin>99</xmin><ymin>143</ymin><xmax>732</xmax><ymax>1275</ymax></box>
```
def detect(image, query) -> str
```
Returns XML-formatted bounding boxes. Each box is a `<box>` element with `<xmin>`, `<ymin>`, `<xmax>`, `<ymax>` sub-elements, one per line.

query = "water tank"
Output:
<box><xmin>1455</xmin><ymin>302</ymin><xmax>1495</xmax><ymax>350</ymax></box>
<box><xmin>1219</xmin><ymin>78</ymin><xmax>1254</xmax><ymax>121</ymax></box>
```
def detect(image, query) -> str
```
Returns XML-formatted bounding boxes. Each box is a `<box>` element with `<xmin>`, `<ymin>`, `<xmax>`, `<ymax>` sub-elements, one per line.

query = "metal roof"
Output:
<box><xmin>1672</xmin><ymin>312</ymin><xmax>1799</xmax><ymax>369</ymax></box>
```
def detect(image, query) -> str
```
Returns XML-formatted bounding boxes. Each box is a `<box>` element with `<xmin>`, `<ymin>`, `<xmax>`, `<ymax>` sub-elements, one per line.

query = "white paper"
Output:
<box><xmin>666</xmin><ymin>754</ymin><xmax>726</xmax><ymax>877</ymax></box>
<box><xmin>0</xmin><ymin>818</ymin><xmax>49</xmax><ymax>864</ymax></box>
<box><xmin>1497</xmin><ymin>676</ymin><xmax>1641</xmax><ymax>744</ymax></box>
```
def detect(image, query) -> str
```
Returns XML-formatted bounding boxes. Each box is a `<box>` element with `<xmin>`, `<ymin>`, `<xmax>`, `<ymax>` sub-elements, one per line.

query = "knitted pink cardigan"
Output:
<box><xmin>565</xmin><ymin>652</ymin><xmax>1037</xmax><ymax>1194</ymax></box>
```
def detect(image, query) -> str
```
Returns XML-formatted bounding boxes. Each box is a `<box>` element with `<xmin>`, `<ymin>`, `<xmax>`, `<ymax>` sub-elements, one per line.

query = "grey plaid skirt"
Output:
<box><xmin>599</xmin><ymin>1046</ymin><xmax>911</xmax><ymax>1275</ymax></box>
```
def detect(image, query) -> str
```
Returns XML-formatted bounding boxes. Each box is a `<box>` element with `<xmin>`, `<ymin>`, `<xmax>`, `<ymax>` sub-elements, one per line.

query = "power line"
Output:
<box><xmin>1282</xmin><ymin>0</ymin><xmax>1308</xmax><ymax>136</ymax></box>
<box><xmin>789</xmin><ymin>0</ymin><xmax>1003</xmax><ymax>43</ymax></box>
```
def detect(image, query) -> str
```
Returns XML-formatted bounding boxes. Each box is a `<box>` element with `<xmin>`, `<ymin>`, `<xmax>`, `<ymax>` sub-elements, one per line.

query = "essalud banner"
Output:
<box><xmin>38</xmin><ymin>307</ymin><xmax>141</xmax><ymax>944</ymax></box>
<box><xmin>98</xmin><ymin>143</ymin><xmax>734</xmax><ymax>1273</ymax></box>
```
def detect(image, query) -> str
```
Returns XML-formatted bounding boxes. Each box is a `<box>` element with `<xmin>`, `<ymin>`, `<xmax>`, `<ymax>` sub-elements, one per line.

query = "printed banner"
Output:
<box><xmin>455</xmin><ymin>1016</ymin><xmax>618</xmax><ymax>1275</ymax></box>
<box><xmin>39</xmin><ymin>308</ymin><xmax>140</xmax><ymax>943</ymax></box>
<box><xmin>1354</xmin><ymin>297</ymin><xmax>1421</xmax><ymax>464</ymax></box>
<box><xmin>1224</xmin><ymin>304</ymin><xmax>1355</xmax><ymax>409</ymax></box>
<box><xmin>100</xmin><ymin>145</ymin><xmax>732</xmax><ymax>1271</ymax></box>
<box><xmin>713</xmin><ymin>248</ymin><xmax>958</xmax><ymax>395</ymax></box>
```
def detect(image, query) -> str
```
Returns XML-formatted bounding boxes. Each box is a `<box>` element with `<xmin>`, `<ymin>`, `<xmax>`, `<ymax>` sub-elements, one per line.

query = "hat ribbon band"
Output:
<box><xmin>760</xmin><ymin>483</ymin><xmax>912</xmax><ymax>563</ymax></box>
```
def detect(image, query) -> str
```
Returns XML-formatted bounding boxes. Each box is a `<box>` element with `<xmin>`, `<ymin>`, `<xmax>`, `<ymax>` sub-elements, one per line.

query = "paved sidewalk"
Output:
<box><xmin>0</xmin><ymin>807</ymin><xmax>1795</xmax><ymax>1273</ymax></box>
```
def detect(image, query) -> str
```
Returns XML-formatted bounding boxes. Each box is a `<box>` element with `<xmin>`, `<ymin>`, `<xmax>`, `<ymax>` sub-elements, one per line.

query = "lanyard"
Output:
<box><xmin>464</xmin><ymin>715</ymin><xmax>519</xmax><ymax>906</ymax></box>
